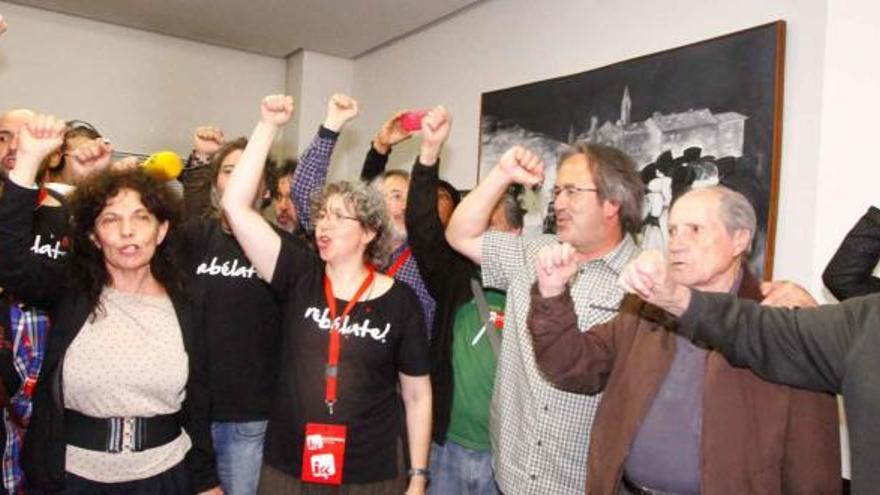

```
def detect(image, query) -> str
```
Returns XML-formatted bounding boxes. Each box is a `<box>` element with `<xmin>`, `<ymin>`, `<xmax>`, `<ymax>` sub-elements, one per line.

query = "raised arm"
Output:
<box><xmin>822</xmin><ymin>206</ymin><xmax>880</xmax><ymax>299</ymax></box>
<box><xmin>181</xmin><ymin>125</ymin><xmax>224</xmax><ymax>220</ymax></box>
<box><xmin>446</xmin><ymin>146</ymin><xmax>543</xmax><ymax>264</ymax></box>
<box><xmin>291</xmin><ymin>93</ymin><xmax>358</xmax><ymax>234</ymax></box>
<box><xmin>0</xmin><ymin>114</ymin><xmax>68</xmax><ymax>306</ymax></box>
<box><xmin>619</xmin><ymin>250</ymin><xmax>853</xmax><ymax>393</ymax></box>
<box><xmin>360</xmin><ymin>111</ymin><xmax>413</xmax><ymax>182</ymax></box>
<box><xmin>221</xmin><ymin>95</ymin><xmax>293</xmax><ymax>280</ymax></box>
<box><xmin>404</xmin><ymin>106</ymin><xmax>462</xmax><ymax>295</ymax></box>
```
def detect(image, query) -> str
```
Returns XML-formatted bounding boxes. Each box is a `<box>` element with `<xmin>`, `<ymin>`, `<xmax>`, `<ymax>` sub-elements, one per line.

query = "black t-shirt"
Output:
<box><xmin>264</xmin><ymin>239</ymin><xmax>430</xmax><ymax>483</ymax></box>
<box><xmin>179</xmin><ymin>217</ymin><xmax>284</xmax><ymax>421</ymax></box>
<box><xmin>31</xmin><ymin>192</ymin><xmax>70</xmax><ymax>262</ymax></box>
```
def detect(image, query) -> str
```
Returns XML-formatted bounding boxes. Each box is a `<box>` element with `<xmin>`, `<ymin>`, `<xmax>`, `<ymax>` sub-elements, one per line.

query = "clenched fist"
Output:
<box><xmin>419</xmin><ymin>106</ymin><xmax>452</xmax><ymax>166</ymax></box>
<box><xmin>618</xmin><ymin>250</ymin><xmax>690</xmax><ymax>316</ymax></box>
<box><xmin>67</xmin><ymin>138</ymin><xmax>113</xmax><ymax>181</ymax></box>
<box><xmin>497</xmin><ymin>146</ymin><xmax>544</xmax><ymax>187</ymax></box>
<box><xmin>192</xmin><ymin>126</ymin><xmax>225</xmax><ymax>159</ymax></box>
<box><xmin>19</xmin><ymin>114</ymin><xmax>65</xmax><ymax>161</ymax></box>
<box><xmin>260</xmin><ymin>95</ymin><xmax>294</xmax><ymax>127</ymax></box>
<box><xmin>323</xmin><ymin>93</ymin><xmax>359</xmax><ymax>132</ymax></box>
<box><xmin>535</xmin><ymin>242</ymin><xmax>579</xmax><ymax>298</ymax></box>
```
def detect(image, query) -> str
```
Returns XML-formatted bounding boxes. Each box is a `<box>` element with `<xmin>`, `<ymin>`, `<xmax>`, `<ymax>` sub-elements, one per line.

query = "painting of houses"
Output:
<box><xmin>478</xmin><ymin>21</ymin><xmax>785</xmax><ymax>278</ymax></box>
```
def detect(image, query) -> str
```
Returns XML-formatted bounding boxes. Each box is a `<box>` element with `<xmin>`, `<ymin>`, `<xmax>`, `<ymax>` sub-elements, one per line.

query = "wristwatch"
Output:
<box><xmin>407</xmin><ymin>468</ymin><xmax>431</xmax><ymax>481</ymax></box>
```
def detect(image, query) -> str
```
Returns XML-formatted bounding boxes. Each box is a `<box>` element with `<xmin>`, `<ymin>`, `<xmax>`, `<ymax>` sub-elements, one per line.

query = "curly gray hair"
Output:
<box><xmin>310</xmin><ymin>180</ymin><xmax>395</xmax><ymax>267</ymax></box>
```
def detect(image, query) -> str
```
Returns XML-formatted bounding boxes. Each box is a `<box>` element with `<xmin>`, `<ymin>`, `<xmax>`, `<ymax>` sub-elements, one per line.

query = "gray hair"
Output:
<box><xmin>558</xmin><ymin>142</ymin><xmax>644</xmax><ymax>236</ymax></box>
<box><xmin>369</xmin><ymin>169</ymin><xmax>410</xmax><ymax>191</ymax></box>
<box><xmin>501</xmin><ymin>184</ymin><xmax>526</xmax><ymax>230</ymax></box>
<box><xmin>310</xmin><ymin>180</ymin><xmax>395</xmax><ymax>267</ymax></box>
<box><xmin>712</xmin><ymin>185</ymin><xmax>757</xmax><ymax>252</ymax></box>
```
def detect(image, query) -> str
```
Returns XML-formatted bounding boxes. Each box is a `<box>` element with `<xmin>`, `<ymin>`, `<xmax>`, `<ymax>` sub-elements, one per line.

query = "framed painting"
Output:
<box><xmin>478</xmin><ymin>21</ymin><xmax>786</xmax><ymax>278</ymax></box>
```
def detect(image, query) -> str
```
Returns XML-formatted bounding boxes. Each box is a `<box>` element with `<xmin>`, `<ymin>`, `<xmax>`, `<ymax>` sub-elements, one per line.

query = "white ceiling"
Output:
<box><xmin>6</xmin><ymin>0</ymin><xmax>482</xmax><ymax>58</ymax></box>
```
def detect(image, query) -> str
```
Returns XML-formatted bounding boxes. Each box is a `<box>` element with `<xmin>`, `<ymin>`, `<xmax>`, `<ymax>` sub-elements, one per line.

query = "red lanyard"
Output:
<box><xmin>322</xmin><ymin>266</ymin><xmax>375</xmax><ymax>414</ymax></box>
<box><xmin>385</xmin><ymin>247</ymin><xmax>411</xmax><ymax>277</ymax></box>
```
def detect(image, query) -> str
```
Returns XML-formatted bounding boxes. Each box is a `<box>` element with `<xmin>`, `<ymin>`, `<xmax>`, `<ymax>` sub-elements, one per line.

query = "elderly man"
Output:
<box><xmin>528</xmin><ymin>186</ymin><xmax>840</xmax><ymax>495</ymax></box>
<box><xmin>446</xmin><ymin>142</ymin><xmax>643</xmax><ymax>494</ymax></box>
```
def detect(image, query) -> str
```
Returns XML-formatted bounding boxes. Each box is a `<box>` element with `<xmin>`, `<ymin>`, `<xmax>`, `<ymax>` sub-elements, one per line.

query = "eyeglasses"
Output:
<box><xmin>314</xmin><ymin>210</ymin><xmax>360</xmax><ymax>226</ymax></box>
<box><xmin>551</xmin><ymin>184</ymin><xmax>599</xmax><ymax>200</ymax></box>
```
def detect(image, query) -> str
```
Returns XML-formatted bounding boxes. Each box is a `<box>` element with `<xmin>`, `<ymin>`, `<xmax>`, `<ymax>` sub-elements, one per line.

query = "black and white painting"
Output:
<box><xmin>479</xmin><ymin>22</ymin><xmax>785</xmax><ymax>278</ymax></box>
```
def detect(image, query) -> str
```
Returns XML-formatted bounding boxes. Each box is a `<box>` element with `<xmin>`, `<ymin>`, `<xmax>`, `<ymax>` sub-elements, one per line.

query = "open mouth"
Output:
<box><xmin>119</xmin><ymin>244</ymin><xmax>139</xmax><ymax>255</ymax></box>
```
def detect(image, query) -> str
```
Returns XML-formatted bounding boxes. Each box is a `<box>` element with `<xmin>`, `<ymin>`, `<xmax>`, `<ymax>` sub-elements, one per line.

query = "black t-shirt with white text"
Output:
<box><xmin>264</xmin><ymin>238</ymin><xmax>430</xmax><ymax>483</ymax></box>
<box><xmin>179</xmin><ymin>217</ymin><xmax>284</xmax><ymax>421</ymax></box>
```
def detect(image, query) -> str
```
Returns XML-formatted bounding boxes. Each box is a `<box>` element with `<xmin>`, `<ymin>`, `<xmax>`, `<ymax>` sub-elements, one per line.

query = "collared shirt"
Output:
<box><xmin>3</xmin><ymin>302</ymin><xmax>49</xmax><ymax>494</ymax></box>
<box><xmin>482</xmin><ymin>232</ymin><xmax>638</xmax><ymax>495</ymax></box>
<box><xmin>290</xmin><ymin>126</ymin><xmax>340</xmax><ymax>236</ymax></box>
<box><xmin>625</xmin><ymin>269</ymin><xmax>743</xmax><ymax>493</ymax></box>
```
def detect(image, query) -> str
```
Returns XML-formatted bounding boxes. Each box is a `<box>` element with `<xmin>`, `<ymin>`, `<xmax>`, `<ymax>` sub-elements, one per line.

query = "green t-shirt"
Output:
<box><xmin>445</xmin><ymin>289</ymin><xmax>506</xmax><ymax>451</ymax></box>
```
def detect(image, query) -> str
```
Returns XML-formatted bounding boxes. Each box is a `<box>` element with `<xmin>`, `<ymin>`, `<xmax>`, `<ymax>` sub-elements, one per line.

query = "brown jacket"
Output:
<box><xmin>527</xmin><ymin>271</ymin><xmax>840</xmax><ymax>495</ymax></box>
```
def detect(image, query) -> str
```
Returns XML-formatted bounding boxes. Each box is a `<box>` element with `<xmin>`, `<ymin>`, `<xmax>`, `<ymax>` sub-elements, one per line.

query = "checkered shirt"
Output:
<box><xmin>291</xmin><ymin>126</ymin><xmax>339</xmax><ymax>236</ymax></box>
<box><xmin>386</xmin><ymin>243</ymin><xmax>436</xmax><ymax>336</ymax></box>
<box><xmin>482</xmin><ymin>232</ymin><xmax>639</xmax><ymax>495</ymax></box>
<box><xmin>3</xmin><ymin>303</ymin><xmax>50</xmax><ymax>495</ymax></box>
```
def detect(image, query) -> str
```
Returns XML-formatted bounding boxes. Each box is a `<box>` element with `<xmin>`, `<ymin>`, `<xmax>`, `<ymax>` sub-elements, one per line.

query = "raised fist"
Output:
<box><xmin>18</xmin><ymin>114</ymin><xmax>65</xmax><ymax>161</ymax></box>
<box><xmin>419</xmin><ymin>106</ymin><xmax>452</xmax><ymax>166</ymax></box>
<box><xmin>421</xmin><ymin>106</ymin><xmax>451</xmax><ymax>148</ymax></box>
<box><xmin>323</xmin><ymin>93</ymin><xmax>359</xmax><ymax>132</ymax></box>
<box><xmin>192</xmin><ymin>126</ymin><xmax>225</xmax><ymax>158</ymax></box>
<box><xmin>260</xmin><ymin>95</ymin><xmax>294</xmax><ymax>127</ymax></box>
<box><xmin>373</xmin><ymin>111</ymin><xmax>413</xmax><ymax>154</ymax></box>
<box><xmin>497</xmin><ymin>146</ymin><xmax>544</xmax><ymax>186</ymax></box>
<box><xmin>535</xmin><ymin>242</ymin><xmax>579</xmax><ymax>297</ymax></box>
<box><xmin>67</xmin><ymin>138</ymin><xmax>113</xmax><ymax>180</ymax></box>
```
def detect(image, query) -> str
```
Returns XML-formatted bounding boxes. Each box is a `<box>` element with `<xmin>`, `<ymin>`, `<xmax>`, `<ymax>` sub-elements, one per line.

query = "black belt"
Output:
<box><xmin>65</xmin><ymin>409</ymin><xmax>182</xmax><ymax>453</ymax></box>
<box><xmin>622</xmin><ymin>475</ymin><xmax>683</xmax><ymax>495</ymax></box>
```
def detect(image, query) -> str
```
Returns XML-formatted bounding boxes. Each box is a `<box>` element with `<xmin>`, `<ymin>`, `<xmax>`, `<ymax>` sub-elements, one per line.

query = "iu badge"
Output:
<box><xmin>301</xmin><ymin>423</ymin><xmax>347</xmax><ymax>485</ymax></box>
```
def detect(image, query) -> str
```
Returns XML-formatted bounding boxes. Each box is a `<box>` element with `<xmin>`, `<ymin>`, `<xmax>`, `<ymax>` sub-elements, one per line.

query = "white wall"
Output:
<box><xmin>812</xmin><ymin>0</ymin><xmax>880</xmax><ymax>300</ymax></box>
<box><xmin>341</xmin><ymin>0</ymin><xmax>829</xmax><ymax>288</ymax></box>
<box><xmin>0</xmin><ymin>1</ymin><xmax>286</xmax><ymax>157</ymax></box>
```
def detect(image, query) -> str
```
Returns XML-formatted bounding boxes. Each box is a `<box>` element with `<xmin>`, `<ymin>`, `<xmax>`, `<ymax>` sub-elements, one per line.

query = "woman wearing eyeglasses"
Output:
<box><xmin>222</xmin><ymin>95</ymin><xmax>431</xmax><ymax>495</ymax></box>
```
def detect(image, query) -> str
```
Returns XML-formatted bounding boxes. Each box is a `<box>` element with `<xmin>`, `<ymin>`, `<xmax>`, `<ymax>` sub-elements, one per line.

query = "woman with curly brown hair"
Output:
<box><xmin>0</xmin><ymin>114</ymin><xmax>220</xmax><ymax>494</ymax></box>
<box><xmin>222</xmin><ymin>95</ymin><xmax>432</xmax><ymax>495</ymax></box>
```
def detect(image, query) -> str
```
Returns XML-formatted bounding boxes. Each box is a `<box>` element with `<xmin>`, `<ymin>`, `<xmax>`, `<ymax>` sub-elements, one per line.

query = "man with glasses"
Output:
<box><xmin>446</xmin><ymin>142</ymin><xmax>643</xmax><ymax>494</ymax></box>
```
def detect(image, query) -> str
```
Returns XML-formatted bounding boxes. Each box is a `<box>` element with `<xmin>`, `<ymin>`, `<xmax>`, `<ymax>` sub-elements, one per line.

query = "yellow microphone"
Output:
<box><xmin>141</xmin><ymin>151</ymin><xmax>183</xmax><ymax>181</ymax></box>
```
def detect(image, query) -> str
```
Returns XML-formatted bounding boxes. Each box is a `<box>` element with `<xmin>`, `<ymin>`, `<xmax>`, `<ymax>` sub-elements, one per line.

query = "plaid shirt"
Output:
<box><xmin>3</xmin><ymin>302</ymin><xmax>50</xmax><ymax>494</ymax></box>
<box><xmin>481</xmin><ymin>232</ymin><xmax>638</xmax><ymax>495</ymax></box>
<box><xmin>291</xmin><ymin>126</ymin><xmax>339</xmax><ymax>236</ymax></box>
<box><xmin>385</xmin><ymin>243</ymin><xmax>436</xmax><ymax>334</ymax></box>
<box><xmin>291</xmin><ymin>128</ymin><xmax>436</xmax><ymax>334</ymax></box>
